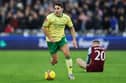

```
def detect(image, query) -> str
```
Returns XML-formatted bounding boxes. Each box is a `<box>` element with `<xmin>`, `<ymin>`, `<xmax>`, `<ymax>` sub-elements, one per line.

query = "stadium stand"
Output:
<box><xmin>0</xmin><ymin>0</ymin><xmax>126</xmax><ymax>36</ymax></box>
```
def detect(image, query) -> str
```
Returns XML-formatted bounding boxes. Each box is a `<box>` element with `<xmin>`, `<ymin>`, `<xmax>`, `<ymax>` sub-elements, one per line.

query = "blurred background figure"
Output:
<box><xmin>0</xmin><ymin>0</ymin><xmax>125</xmax><ymax>36</ymax></box>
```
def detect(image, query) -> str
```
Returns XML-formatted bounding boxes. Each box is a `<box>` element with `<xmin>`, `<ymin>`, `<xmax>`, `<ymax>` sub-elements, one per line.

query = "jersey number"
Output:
<box><xmin>94</xmin><ymin>50</ymin><xmax>105</xmax><ymax>61</ymax></box>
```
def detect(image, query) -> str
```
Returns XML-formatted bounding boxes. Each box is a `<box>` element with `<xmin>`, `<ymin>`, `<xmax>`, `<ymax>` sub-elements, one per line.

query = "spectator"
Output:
<box><xmin>4</xmin><ymin>24</ymin><xmax>14</xmax><ymax>33</ymax></box>
<box><xmin>109</xmin><ymin>16</ymin><xmax>119</xmax><ymax>34</ymax></box>
<box><xmin>0</xmin><ymin>0</ymin><xmax>125</xmax><ymax>35</ymax></box>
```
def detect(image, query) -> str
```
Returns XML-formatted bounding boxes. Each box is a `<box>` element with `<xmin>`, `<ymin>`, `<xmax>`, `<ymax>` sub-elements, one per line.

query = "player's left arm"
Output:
<box><xmin>66</xmin><ymin>15</ymin><xmax>78</xmax><ymax>48</ymax></box>
<box><xmin>69</xmin><ymin>26</ymin><xmax>78</xmax><ymax>48</ymax></box>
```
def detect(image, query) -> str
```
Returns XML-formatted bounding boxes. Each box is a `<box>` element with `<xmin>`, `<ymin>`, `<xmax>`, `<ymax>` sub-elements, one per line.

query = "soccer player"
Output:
<box><xmin>42</xmin><ymin>2</ymin><xmax>78</xmax><ymax>80</ymax></box>
<box><xmin>76</xmin><ymin>40</ymin><xmax>105</xmax><ymax>72</ymax></box>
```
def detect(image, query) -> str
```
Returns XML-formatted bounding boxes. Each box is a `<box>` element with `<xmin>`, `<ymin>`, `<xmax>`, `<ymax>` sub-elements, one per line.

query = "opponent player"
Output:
<box><xmin>76</xmin><ymin>40</ymin><xmax>105</xmax><ymax>72</ymax></box>
<box><xmin>42</xmin><ymin>2</ymin><xmax>77</xmax><ymax>80</ymax></box>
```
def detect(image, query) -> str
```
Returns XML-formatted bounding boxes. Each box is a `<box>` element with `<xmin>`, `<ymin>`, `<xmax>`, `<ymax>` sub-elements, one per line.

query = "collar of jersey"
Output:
<box><xmin>54</xmin><ymin>13</ymin><xmax>63</xmax><ymax>17</ymax></box>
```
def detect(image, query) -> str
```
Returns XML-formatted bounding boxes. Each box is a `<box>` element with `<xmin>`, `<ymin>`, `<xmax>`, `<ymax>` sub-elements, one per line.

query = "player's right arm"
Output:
<box><xmin>66</xmin><ymin>15</ymin><xmax>78</xmax><ymax>48</ymax></box>
<box><xmin>42</xmin><ymin>27</ymin><xmax>55</xmax><ymax>42</ymax></box>
<box><xmin>42</xmin><ymin>17</ymin><xmax>55</xmax><ymax>42</ymax></box>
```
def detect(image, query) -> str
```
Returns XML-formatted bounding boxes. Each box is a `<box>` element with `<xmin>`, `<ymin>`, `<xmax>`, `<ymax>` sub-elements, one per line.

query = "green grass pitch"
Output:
<box><xmin>0</xmin><ymin>50</ymin><xmax>126</xmax><ymax>83</ymax></box>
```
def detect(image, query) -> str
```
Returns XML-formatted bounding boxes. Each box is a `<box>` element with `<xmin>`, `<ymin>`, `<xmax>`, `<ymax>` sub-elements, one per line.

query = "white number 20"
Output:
<box><xmin>94</xmin><ymin>50</ymin><xmax>105</xmax><ymax>61</ymax></box>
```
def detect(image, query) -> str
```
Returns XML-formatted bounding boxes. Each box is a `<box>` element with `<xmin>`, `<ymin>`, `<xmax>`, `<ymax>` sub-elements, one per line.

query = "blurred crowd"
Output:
<box><xmin>0</xmin><ymin>0</ymin><xmax>126</xmax><ymax>35</ymax></box>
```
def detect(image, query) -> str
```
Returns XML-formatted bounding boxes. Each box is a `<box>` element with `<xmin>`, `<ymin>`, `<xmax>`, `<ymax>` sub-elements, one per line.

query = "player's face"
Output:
<box><xmin>54</xmin><ymin>5</ymin><xmax>63</xmax><ymax>16</ymax></box>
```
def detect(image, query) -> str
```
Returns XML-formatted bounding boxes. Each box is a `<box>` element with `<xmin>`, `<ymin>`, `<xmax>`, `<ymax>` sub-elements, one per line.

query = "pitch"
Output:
<box><xmin>0</xmin><ymin>50</ymin><xmax>126</xmax><ymax>83</ymax></box>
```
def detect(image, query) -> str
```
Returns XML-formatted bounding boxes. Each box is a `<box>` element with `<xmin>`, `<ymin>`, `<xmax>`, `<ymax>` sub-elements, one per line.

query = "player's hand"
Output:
<box><xmin>49</xmin><ymin>38</ymin><xmax>55</xmax><ymax>43</ymax></box>
<box><xmin>72</xmin><ymin>39</ymin><xmax>78</xmax><ymax>48</ymax></box>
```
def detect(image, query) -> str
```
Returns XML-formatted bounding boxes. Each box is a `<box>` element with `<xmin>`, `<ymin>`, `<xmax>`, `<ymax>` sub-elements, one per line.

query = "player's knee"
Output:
<box><xmin>76</xmin><ymin>58</ymin><xmax>81</xmax><ymax>63</ymax></box>
<box><xmin>76</xmin><ymin>58</ymin><xmax>84</xmax><ymax>66</ymax></box>
<box><xmin>76</xmin><ymin>58</ymin><xmax>79</xmax><ymax>64</ymax></box>
<box><xmin>63</xmin><ymin>51</ymin><xmax>70</xmax><ymax>56</ymax></box>
<box><xmin>51</xmin><ymin>58</ymin><xmax>58</xmax><ymax>65</ymax></box>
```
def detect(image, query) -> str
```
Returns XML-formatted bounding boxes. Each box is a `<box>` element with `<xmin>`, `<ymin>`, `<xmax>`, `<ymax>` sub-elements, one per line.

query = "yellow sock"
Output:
<box><xmin>66</xmin><ymin>58</ymin><xmax>72</xmax><ymax>74</ymax></box>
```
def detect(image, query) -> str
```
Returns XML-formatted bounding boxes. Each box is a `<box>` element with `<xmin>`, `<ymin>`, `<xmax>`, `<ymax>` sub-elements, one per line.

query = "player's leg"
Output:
<box><xmin>51</xmin><ymin>53</ymin><xmax>58</xmax><ymax>65</ymax></box>
<box><xmin>47</xmin><ymin>42</ymin><xmax>59</xmax><ymax>65</ymax></box>
<box><xmin>58</xmin><ymin>37</ymin><xmax>74</xmax><ymax>80</ymax></box>
<box><xmin>76</xmin><ymin>58</ymin><xmax>87</xmax><ymax>69</ymax></box>
<box><xmin>60</xmin><ymin>44</ymin><xmax>74</xmax><ymax>80</ymax></box>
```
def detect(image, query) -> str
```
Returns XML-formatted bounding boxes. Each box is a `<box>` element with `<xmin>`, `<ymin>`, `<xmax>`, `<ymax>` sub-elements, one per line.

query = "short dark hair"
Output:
<box><xmin>92</xmin><ymin>40</ymin><xmax>100</xmax><ymax>44</ymax></box>
<box><xmin>54</xmin><ymin>1</ymin><xmax>63</xmax><ymax>8</ymax></box>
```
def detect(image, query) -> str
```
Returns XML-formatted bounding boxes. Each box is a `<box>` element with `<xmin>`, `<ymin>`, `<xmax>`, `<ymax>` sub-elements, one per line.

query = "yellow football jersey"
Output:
<box><xmin>43</xmin><ymin>13</ymin><xmax>73</xmax><ymax>41</ymax></box>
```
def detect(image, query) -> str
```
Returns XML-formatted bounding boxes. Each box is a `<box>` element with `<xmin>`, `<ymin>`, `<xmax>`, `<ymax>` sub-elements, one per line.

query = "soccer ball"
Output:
<box><xmin>44</xmin><ymin>70</ymin><xmax>56</xmax><ymax>80</ymax></box>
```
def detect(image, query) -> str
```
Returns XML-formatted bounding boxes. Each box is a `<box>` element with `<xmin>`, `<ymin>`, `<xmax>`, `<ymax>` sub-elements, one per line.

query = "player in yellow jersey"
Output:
<box><xmin>42</xmin><ymin>2</ymin><xmax>78</xmax><ymax>80</ymax></box>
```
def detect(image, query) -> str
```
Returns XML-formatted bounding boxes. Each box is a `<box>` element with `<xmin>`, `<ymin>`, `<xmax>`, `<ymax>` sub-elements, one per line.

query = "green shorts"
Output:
<box><xmin>47</xmin><ymin>37</ymin><xmax>67</xmax><ymax>55</ymax></box>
